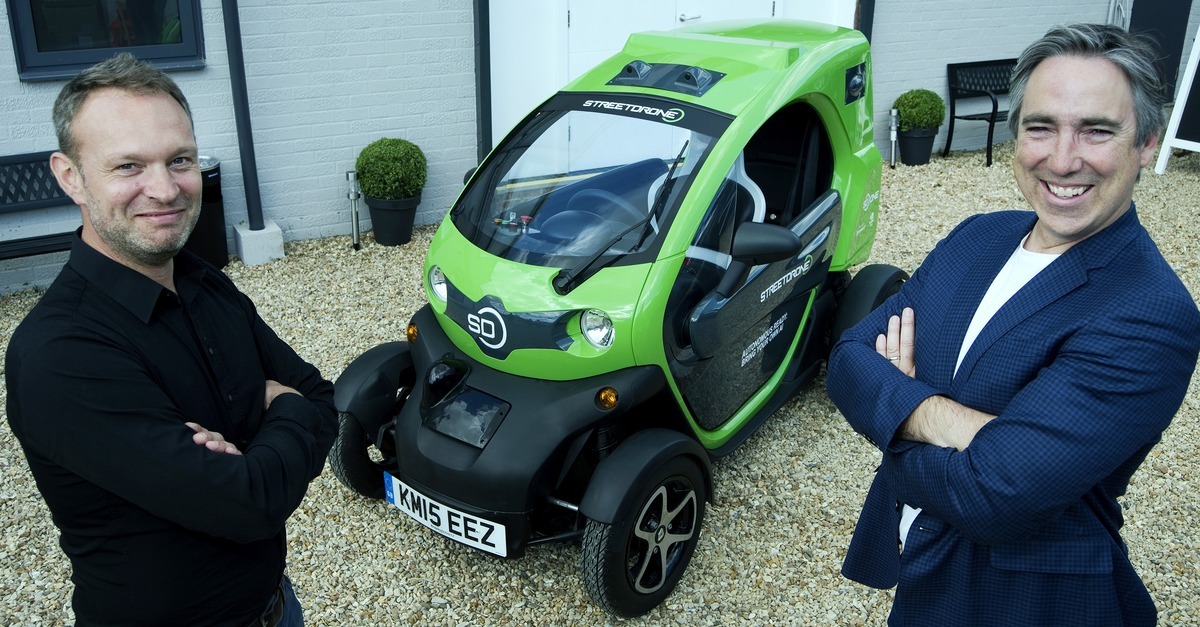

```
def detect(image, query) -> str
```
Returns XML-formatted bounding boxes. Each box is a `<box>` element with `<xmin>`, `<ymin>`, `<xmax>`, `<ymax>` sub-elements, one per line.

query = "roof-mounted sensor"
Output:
<box><xmin>607</xmin><ymin>61</ymin><xmax>726</xmax><ymax>97</ymax></box>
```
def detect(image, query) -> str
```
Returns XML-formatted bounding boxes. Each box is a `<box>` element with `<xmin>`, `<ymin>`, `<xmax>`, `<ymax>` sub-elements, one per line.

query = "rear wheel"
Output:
<box><xmin>830</xmin><ymin>263</ymin><xmax>908</xmax><ymax>344</ymax></box>
<box><xmin>581</xmin><ymin>455</ymin><xmax>707</xmax><ymax>617</ymax></box>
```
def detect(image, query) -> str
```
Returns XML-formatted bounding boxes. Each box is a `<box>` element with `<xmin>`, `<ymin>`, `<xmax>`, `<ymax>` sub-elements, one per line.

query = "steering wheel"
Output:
<box><xmin>538</xmin><ymin>210</ymin><xmax>605</xmax><ymax>244</ymax></box>
<box><xmin>567</xmin><ymin>188</ymin><xmax>644</xmax><ymax>225</ymax></box>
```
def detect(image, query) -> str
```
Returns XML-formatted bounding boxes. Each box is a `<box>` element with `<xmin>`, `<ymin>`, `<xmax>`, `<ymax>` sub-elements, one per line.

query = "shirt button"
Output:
<box><xmin>208</xmin><ymin>347</ymin><xmax>216</xmax><ymax>355</ymax></box>
<box><xmin>227</xmin><ymin>393</ymin><xmax>235</xmax><ymax>402</ymax></box>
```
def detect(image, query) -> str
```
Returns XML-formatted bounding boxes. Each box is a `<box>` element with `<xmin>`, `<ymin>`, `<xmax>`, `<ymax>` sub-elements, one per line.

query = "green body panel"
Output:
<box><xmin>426</xmin><ymin>221</ymin><xmax>651</xmax><ymax>380</ymax></box>
<box><xmin>425</xmin><ymin>20</ymin><xmax>882</xmax><ymax>449</ymax></box>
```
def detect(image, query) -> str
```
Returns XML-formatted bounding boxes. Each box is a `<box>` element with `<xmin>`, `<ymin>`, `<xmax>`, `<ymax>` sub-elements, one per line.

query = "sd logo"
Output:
<box><xmin>467</xmin><ymin>307</ymin><xmax>507</xmax><ymax>349</ymax></box>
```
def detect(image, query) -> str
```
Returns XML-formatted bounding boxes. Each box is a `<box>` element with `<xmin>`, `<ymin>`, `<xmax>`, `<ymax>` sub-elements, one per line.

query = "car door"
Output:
<box><xmin>664</xmin><ymin>104</ymin><xmax>838</xmax><ymax>430</ymax></box>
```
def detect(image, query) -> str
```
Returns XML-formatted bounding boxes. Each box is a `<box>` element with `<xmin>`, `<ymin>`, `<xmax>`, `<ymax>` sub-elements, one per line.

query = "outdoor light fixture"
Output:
<box><xmin>889</xmin><ymin>109</ymin><xmax>898</xmax><ymax>169</ymax></box>
<box><xmin>347</xmin><ymin>170</ymin><xmax>362</xmax><ymax>250</ymax></box>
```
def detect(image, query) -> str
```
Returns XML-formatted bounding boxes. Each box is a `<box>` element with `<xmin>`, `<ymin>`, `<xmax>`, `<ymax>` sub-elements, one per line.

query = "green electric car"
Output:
<box><xmin>331</xmin><ymin>19</ymin><xmax>905</xmax><ymax>617</ymax></box>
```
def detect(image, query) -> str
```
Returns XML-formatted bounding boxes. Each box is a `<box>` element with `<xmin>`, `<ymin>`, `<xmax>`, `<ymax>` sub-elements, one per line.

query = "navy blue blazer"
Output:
<box><xmin>827</xmin><ymin>206</ymin><xmax>1200</xmax><ymax>626</ymax></box>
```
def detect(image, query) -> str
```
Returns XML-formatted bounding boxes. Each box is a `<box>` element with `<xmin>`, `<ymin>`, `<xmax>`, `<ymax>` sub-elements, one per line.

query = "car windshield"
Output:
<box><xmin>450</xmin><ymin>93</ymin><xmax>729</xmax><ymax>273</ymax></box>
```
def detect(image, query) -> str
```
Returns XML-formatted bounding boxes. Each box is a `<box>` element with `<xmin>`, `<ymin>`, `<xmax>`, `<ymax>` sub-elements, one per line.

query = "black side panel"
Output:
<box><xmin>677</xmin><ymin>191</ymin><xmax>841</xmax><ymax>429</ymax></box>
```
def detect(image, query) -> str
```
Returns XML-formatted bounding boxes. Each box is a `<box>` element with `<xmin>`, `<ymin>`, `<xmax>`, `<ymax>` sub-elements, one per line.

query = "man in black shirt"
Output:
<box><xmin>5</xmin><ymin>53</ymin><xmax>335</xmax><ymax>625</ymax></box>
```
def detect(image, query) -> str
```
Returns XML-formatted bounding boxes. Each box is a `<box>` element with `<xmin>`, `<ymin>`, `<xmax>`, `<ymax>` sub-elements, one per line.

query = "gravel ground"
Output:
<box><xmin>2</xmin><ymin>143</ymin><xmax>1199</xmax><ymax>626</ymax></box>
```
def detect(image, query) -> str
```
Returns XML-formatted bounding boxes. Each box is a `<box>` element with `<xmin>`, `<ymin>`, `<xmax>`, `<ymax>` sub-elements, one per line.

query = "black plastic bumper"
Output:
<box><xmin>390</xmin><ymin>305</ymin><xmax>666</xmax><ymax>557</ymax></box>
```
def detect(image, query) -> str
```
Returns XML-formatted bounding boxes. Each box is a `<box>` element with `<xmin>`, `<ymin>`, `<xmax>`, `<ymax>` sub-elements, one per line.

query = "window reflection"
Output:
<box><xmin>30</xmin><ymin>0</ymin><xmax>182</xmax><ymax>52</ymax></box>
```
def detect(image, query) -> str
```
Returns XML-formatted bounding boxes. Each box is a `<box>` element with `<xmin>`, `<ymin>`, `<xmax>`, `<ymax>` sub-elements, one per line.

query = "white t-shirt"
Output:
<box><xmin>900</xmin><ymin>234</ymin><xmax>1060</xmax><ymax>550</ymax></box>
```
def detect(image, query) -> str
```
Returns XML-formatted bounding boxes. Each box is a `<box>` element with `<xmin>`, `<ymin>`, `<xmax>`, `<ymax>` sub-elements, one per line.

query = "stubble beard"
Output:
<box><xmin>88</xmin><ymin>194</ymin><xmax>202</xmax><ymax>268</ymax></box>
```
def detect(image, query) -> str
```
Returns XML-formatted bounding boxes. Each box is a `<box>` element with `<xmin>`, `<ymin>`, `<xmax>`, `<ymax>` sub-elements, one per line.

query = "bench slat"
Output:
<box><xmin>0</xmin><ymin>231</ymin><xmax>74</xmax><ymax>261</ymax></box>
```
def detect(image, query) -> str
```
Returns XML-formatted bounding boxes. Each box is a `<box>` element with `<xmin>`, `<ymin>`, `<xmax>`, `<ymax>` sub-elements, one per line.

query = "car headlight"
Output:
<box><xmin>580</xmin><ymin>309</ymin><xmax>614</xmax><ymax>349</ymax></box>
<box><xmin>429</xmin><ymin>266</ymin><xmax>448</xmax><ymax>302</ymax></box>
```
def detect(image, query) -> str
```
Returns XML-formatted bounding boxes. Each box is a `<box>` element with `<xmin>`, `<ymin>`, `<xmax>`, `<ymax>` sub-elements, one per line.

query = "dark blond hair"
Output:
<box><xmin>53</xmin><ymin>53</ymin><xmax>193</xmax><ymax>161</ymax></box>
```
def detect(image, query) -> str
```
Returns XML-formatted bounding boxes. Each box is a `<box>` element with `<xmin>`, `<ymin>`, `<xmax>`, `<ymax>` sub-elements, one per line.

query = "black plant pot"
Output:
<box><xmin>897</xmin><ymin>127</ymin><xmax>938</xmax><ymax>166</ymax></box>
<box><xmin>364</xmin><ymin>194</ymin><xmax>420</xmax><ymax>246</ymax></box>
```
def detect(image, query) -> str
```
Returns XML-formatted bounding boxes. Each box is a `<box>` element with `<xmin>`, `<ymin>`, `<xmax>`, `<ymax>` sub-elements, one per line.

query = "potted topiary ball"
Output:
<box><xmin>893</xmin><ymin>89</ymin><xmax>946</xmax><ymax>166</ymax></box>
<box><xmin>356</xmin><ymin>137</ymin><xmax>427</xmax><ymax>245</ymax></box>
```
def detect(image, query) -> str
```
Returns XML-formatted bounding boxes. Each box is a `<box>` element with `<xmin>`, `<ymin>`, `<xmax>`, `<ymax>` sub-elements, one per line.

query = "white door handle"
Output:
<box><xmin>679</xmin><ymin>13</ymin><xmax>701</xmax><ymax>22</ymax></box>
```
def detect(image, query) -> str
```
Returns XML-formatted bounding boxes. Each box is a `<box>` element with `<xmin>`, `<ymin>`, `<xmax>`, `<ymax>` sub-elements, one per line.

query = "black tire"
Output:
<box><xmin>329</xmin><ymin>412</ymin><xmax>388</xmax><ymax>499</ymax></box>
<box><xmin>830</xmin><ymin>263</ymin><xmax>909</xmax><ymax>345</ymax></box>
<box><xmin>581</xmin><ymin>456</ymin><xmax>707</xmax><ymax>618</ymax></box>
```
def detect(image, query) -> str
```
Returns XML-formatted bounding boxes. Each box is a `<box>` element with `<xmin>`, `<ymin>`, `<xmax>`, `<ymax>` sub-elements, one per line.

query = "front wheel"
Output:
<box><xmin>581</xmin><ymin>456</ymin><xmax>707</xmax><ymax>617</ymax></box>
<box><xmin>329</xmin><ymin>412</ymin><xmax>390</xmax><ymax>499</ymax></box>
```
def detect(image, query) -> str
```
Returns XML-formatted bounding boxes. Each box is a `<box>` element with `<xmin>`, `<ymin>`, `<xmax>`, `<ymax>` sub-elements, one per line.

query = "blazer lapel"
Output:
<box><xmin>950</xmin><ymin>206</ymin><xmax>1143</xmax><ymax>388</ymax></box>
<box><xmin>938</xmin><ymin>237</ymin><xmax>1012</xmax><ymax>383</ymax></box>
<box><xmin>952</xmin><ymin>253</ymin><xmax>1086</xmax><ymax>387</ymax></box>
<box><xmin>934</xmin><ymin>214</ymin><xmax>1033</xmax><ymax>389</ymax></box>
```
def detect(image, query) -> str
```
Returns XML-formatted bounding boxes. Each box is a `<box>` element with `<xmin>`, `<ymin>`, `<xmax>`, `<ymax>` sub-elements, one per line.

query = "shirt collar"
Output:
<box><xmin>66</xmin><ymin>229</ymin><xmax>209</xmax><ymax>324</ymax></box>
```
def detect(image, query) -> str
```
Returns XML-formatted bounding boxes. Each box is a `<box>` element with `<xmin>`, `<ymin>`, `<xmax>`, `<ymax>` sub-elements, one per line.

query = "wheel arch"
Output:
<box><xmin>333</xmin><ymin>341</ymin><xmax>414</xmax><ymax>435</ymax></box>
<box><xmin>579</xmin><ymin>428</ymin><xmax>712</xmax><ymax>524</ymax></box>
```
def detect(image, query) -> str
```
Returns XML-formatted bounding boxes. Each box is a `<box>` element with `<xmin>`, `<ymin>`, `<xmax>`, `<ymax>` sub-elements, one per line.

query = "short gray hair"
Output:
<box><xmin>1008</xmin><ymin>23</ymin><xmax>1166</xmax><ymax>147</ymax></box>
<box><xmin>53</xmin><ymin>53</ymin><xmax>193</xmax><ymax>161</ymax></box>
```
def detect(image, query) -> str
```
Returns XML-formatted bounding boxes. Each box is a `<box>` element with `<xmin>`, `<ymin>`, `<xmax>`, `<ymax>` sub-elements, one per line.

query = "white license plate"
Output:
<box><xmin>384</xmin><ymin>472</ymin><xmax>508</xmax><ymax>557</ymax></box>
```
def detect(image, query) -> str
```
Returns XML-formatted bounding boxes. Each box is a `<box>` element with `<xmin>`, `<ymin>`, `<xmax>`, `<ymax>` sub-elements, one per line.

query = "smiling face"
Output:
<box><xmin>51</xmin><ymin>87</ymin><xmax>201</xmax><ymax>273</ymax></box>
<box><xmin>1013</xmin><ymin>55</ymin><xmax>1158</xmax><ymax>253</ymax></box>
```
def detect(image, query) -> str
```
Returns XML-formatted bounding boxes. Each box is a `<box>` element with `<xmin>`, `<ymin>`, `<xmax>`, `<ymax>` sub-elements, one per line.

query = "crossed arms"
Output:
<box><xmin>827</xmin><ymin>288</ymin><xmax>1199</xmax><ymax>544</ymax></box>
<box><xmin>875</xmin><ymin>306</ymin><xmax>995</xmax><ymax>451</ymax></box>
<box><xmin>9</xmin><ymin>309</ymin><xmax>336</xmax><ymax>544</ymax></box>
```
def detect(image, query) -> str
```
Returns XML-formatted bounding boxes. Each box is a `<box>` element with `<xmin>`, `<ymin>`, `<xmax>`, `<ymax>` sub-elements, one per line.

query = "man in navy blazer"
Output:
<box><xmin>827</xmin><ymin>23</ymin><xmax>1200</xmax><ymax>626</ymax></box>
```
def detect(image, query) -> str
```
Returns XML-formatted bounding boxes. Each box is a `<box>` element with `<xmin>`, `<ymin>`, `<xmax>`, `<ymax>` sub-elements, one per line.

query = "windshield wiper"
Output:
<box><xmin>552</xmin><ymin>142</ymin><xmax>689</xmax><ymax>295</ymax></box>
<box><xmin>552</xmin><ymin>213</ymin><xmax>653</xmax><ymax>294</ymax></box>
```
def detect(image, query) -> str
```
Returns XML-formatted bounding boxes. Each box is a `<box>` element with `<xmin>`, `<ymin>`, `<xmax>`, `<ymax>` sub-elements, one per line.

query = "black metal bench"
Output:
<box><xmin>1</xmin><ymin>150</ymin><xmax>76</xmax><ymax>261</ymax></box>
<box><xmin>941</xmin><ymin>58</ymin><xmax>1018</xmax><ymax>166</ymax></box>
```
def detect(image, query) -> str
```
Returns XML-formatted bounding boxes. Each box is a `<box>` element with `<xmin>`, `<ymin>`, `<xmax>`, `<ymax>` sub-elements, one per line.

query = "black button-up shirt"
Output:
<box><xmin>6</xmin><ymin>233</ymin><xmax>336</xmax><ymax>626</ymax></box>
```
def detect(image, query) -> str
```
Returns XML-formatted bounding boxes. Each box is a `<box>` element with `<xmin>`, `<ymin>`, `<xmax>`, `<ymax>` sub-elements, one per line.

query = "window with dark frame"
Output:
<box><xmin>6</xmin><ymin>0</ymin><xmax>205</xmax><ymax>81</ymax></box>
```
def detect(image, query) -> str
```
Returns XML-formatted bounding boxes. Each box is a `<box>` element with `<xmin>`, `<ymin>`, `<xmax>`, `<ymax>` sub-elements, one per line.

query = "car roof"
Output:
<box><xmin>561</xmin><ymin>19</ymin><xmax>870</xmax><ymax>118</ymax></box>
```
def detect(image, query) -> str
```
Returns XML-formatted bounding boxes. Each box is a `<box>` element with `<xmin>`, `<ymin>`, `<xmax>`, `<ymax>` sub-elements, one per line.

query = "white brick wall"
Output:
<box><xmin>0</xmin><ymin>0</ymin><xmax>477</xmax><ymax>293</ymax></box>
<box><xmin>0</xmin><ymin>0</ymin><xmax>78</xmax><ymax>292</ymax></box>
<box><xmin>870</xmin><ymin>1</ymin><xmax>1200</xmax><ymax>158</ymax></box>
<box><xmin>869</xmin><ymin>0</ymin><xmax>1113</xmax><ymax>159</ymax></box>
